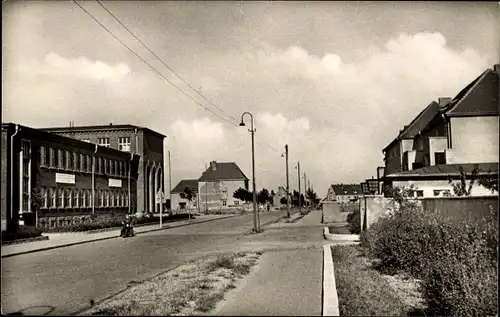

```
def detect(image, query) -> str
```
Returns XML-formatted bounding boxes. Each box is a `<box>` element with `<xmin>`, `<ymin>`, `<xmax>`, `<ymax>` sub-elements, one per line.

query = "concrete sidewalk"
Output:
<box><xmin>1</xmin><ymin>214</ymin><xmax>237</xmax><ymax>258</ymax></box>
<box><xmin>213</xmin><ymin>248</ymin><xmax>323</xmax><ymax>316</ymax></box>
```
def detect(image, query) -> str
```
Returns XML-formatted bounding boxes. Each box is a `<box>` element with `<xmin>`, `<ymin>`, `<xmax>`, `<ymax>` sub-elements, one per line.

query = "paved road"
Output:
<box><xmin>1</xmin><ymin>211</ymin><xmax>286</xmax><ymax>316</ymax></box>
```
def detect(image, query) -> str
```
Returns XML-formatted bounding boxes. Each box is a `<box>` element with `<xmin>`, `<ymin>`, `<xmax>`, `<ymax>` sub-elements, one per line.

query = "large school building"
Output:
<box><xmin>1</xmin><ymin>123</ymin><xmax>165</xmax><ymax>232</ymax></box>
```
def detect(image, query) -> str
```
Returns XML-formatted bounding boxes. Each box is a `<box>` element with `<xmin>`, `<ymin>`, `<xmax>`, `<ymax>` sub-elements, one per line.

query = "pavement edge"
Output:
<box><xmin>323</xmin><ymin>227</ymin><xmax>360</xmax><ymax>242</ymax></box>
<box><xmin>322</xmin><ymin>244</ymin><xmax>340</xmax><ymax>316</ymax></box>
<box><xmin>1</xmin><ymin>215</ymin><xmax>240</xmax><ymax>258</ymax></box>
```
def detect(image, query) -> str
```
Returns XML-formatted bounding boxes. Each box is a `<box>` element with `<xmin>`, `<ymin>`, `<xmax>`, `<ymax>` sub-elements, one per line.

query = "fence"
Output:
<box><xmin>360</xmin><ymin>195</ymin><xmax>499</xmax><ymax>231</ymax></box>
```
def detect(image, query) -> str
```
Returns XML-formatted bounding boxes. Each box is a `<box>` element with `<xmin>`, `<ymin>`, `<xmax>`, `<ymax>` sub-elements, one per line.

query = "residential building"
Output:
<box><xmin>197</xmin><ymin>161</ymin><xmax>249</xmax><ymax>211</ymax></box>
<box><xmin>324</xmin><ymin>184</ymin><xmax>362</xmax><ymax>203</ymax></box>
<box><xmin>382</xmin><ymin>64</ymin><xmax>499</xmax><ymax>197</ymax></box>
<box><xmin>170</xmin><ymin>179</ymin><xmax>198</xmax><ymax>211</ymax></box>
<box><xmin>272</xmin><ymin>186</ymin><xmax>287</xmax><ymax>207</ymax></box>
<box><xmin>1</xmin><ymin>123</ymin><xmax>140</xmax><ymax>232</ymax></box>
<box><xmin>40</xmin><ymin>124</ymin><xmax>166</xmax><ymax>214</ymax></box>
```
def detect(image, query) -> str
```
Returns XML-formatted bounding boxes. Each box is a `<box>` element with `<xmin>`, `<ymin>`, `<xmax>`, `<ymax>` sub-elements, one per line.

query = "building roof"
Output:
<box><xmin>171</xmin><ymin>179</ymin><xmax>198</xmax><ymax>194</ymax></box>
<box><xmin>385</xmin><ymin>163</ymin><xmax>499</xmax><ymax>179</ymax></box>
<box><xmin>39</xmin><ymin>124</ymin><xmax>166</xmax><ymax>138</ymax></box>
<box><xmin>198</xmin><ymin>162</ymin><xmax>248</xmax><ymax>182</ymax></box>
<box><xmin>331</xmin><ymin>184</ymin><xmax>362</xmax><ymax>196</ymax></box>
<box><xmin>2</xmin><ymin>122</ymin><xmax>140</xmax><ymax>160</ymax></box>
<box><xmin>445</xmin><ymin>66</ymin><xmax>499</xmax><ymax>117</ymax></box>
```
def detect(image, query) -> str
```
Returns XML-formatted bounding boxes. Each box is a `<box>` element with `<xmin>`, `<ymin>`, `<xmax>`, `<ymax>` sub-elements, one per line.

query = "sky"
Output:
<box><xmin>2</xmin><ymin>1</ymin><xmax>499</xmax><ymax>198</ymax></box>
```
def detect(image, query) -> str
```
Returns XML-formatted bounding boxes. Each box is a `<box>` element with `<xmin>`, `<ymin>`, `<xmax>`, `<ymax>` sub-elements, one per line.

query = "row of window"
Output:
<box><xmin>84</xmin><ymin>137</ymin><xmax>131</xmax><ymax>152</ymax></box>
<box><xmin>39</xmin><ymin>188</ymin><xmax>130</xmax><ymax>209</ymax></box>
<box><xmin>40</xmin><ymin>146</ymin><xmax>131</xmax><ymax>177</ymax></box>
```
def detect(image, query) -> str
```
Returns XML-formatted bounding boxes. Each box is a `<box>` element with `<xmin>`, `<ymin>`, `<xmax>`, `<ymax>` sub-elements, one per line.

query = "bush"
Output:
<box><xmin>2</xmin><ymin>226</ymin><xmax>43</xmax><ymax>242</ymax></box>
<box><xmin>346</xmin><ymin>209</ymin><xmax>361</xmax><ymax>234</ymax></box>
<box><xmin>362</xmin><ymin>196</ymin><xmax>499</xmax><ymax>316</ymax></box>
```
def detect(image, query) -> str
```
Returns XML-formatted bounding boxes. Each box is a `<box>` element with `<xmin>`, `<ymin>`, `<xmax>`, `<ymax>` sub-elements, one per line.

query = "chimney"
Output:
<box><xmin>210</xmin><ymin>161</ymin><xmax>217</xmax><ymax>171</ymax></box>
<box><xmin>438</xmin><ymin>97</ymin><xmax>452</xmax><ymax>107</ymax></box>
<box><xmin>109</xmin><ymin>123</ymin><xmax>113</xmax><ymax>126</ymax></box>
<box><xmin>494</xmin><ymin>64</ymin><xmax>500</xmax><ymax>75</ymax></box>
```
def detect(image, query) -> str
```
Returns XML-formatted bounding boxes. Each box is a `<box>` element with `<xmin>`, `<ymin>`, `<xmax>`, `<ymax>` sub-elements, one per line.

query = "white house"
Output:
<box><xmin>198</xmin><ymin>161</ymin><xmax>249</xmax><ymax>212</ymax></box>
<box><xmin>170</xmin><ymin>179</ymin><xmax>198</xmax><ymax>211</ymax></box>
<box><xmin>324</xmin><ymin>184</ymin><xmax>362</xmax><ymax>204</ymax></box>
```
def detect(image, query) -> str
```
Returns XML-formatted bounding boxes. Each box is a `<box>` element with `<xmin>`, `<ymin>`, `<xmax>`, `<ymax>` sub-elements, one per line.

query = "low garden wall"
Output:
<box><xmin>360</xmin><ymin>195</ymin><xmax>499</xmax><ymax>231</ymax></box>
<box><xmin>322</xmin><ymin>201</ymin><xmax>348</xmax><ymax>223</ymax></box>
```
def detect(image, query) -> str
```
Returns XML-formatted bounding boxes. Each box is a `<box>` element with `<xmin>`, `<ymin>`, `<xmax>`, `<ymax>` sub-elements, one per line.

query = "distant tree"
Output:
<box><xmin>233</xmin><ymin>187</ymin><xmax>250</xmax><ymax>203</ymax></box>
<box><xmin>280</xmin><ymin>197</ymin><xmax>288</xmax><ymax>205</ymax></box>
<box><xmin>180</xmin><ymin>187</ymin><xmax>196</xmax><ymax>209</ymax></box>
<box><xmin>257</xmin><ymin>188</ymin><xmax>271</xmax><ymax>205</ymax></box>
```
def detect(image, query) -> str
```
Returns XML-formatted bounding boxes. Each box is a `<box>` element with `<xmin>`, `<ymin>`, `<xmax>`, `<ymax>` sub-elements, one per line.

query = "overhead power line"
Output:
<box><xmin>95</xmin><ymin>0</ymin><xmax>239</xmax><ymax>124</ymax></box>
<box><xmin>72</xmin><ymin>0</ymin><xmax>238</xmax><ymax>127</ymax></box>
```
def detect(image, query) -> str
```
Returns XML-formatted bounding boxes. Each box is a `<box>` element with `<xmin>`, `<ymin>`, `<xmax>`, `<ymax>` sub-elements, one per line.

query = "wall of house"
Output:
<box><xmin>198</xmin><ymin>180</ymin><xmax>246</xmax><ymax>211</ymax></box>
<box><xmin>428</xmin><ymin>136</ymin><xmax>448</xmax><ymax>165</ymax></box>
<box><xmin>447</xmin><ymin>116</ymin><xmax>499</xmax><ymax>164</ymax></box>
<box><xmin>322</xmin><ymin>202</ymin><xmax>348</xmax><ymax>223</ymax></box>
<box><xmin>171</xmin><ymin>192</ymin><xmax>197</xmax><ymax>211</ymax></box>
<box><xmin>1</xmin><ymin>129</ymin><xmax>9</xmax><ymax>232</ymax></box>
<box><xmin>384</xmin><ymin>142</ymin><xmax>402</xmax><ymax>175</ymax></box>
<box><xmin>392</xmin><ymin>179</ymin><xmax>496</xmax><ymax>198</ymax></box>
<box><xmin>360</xmin><ymin>195</ymin><xmax>394</xmax><ymax>231</ymax></box>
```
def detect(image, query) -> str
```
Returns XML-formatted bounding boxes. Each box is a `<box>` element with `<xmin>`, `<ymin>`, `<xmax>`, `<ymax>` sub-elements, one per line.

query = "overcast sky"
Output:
<box><xmin>3</xmin><ymin>1</ymin><xmax>499</xmax><ymax>197</ymax></box>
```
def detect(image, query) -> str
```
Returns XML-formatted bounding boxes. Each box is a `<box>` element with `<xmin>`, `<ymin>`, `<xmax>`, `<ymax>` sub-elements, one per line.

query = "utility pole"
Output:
<box><xmin>285</xmin><ymin>144</ymin><xmax>290</xmax><ymax>218</ymax></box>
<box><xmin>304</xmin><ymin>172</ymin><xmax>307</xmax><ymax>207</ymax></box>
<box><xmin>205</xmin><ymin>163</ymin><xmax>208</xmax><ymax>213</ymax></box>
<box><xmin>297</xmin><ymin>161</ymin><xmax>301</xmax><ymax>214</ymax></box>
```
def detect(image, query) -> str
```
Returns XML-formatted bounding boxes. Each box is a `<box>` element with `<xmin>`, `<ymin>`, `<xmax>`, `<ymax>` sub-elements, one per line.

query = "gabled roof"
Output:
<box><xmin>445</xmin><ymin>67</ymin><xmax>499</xmax><ymax>117</ymax></box>
<box><xmin>198</xmin><ymin>162</ymin><xmax>248</xmax><ymax>182</ymax></box>
<box><xmin>40</xmin><ymin>124</ymin><xmax>166</xmax><ymax>138</ymax></box>
<box><xmin>385</xmin><ymin>163</ymin><xmax>498</xmax><ymax>179</ymax></box>
<box><xmin>399</xmin><ymin>102</ymin><xmax>441</xmax><ymax>139</ymax></box>
<box><xmin>331</xmin><ymin>184</ymin><xmax>362</xmax><ymax>196</ymax></box>
<box><xmin>171</xmin><ymin>179</ymin><xmax>198</xmax><ymax>194</ymax></box>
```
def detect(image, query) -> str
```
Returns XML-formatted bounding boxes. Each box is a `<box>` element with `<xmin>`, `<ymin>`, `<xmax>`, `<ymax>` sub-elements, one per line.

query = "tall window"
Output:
<box><xmin>58</xmin><ymin>188</ymin><xmax>64</xmax><ymax>208</ymax></box>
<box><xmin>50</xmin><ymin>148</ymin><xmax>56</xmax><ymax>168</ymax></box>
<box><xmin>97</xmin><ymin>157</ymin><xmax>102</xmax><ymax>174</ymax></box>
<box><xmin>73</xmin><ymin>189</ymin><xmax>79</xmax><ymax>207</ymax></box>
<box><xmin>98</xmin><ymin>138</ymin><xmax>110</xmax><ymax>148</ymax></box>
<box><xmin>40</xmin><ymin>146</ymin><xmax>47</xmax><ymax>167</ymax></box>
<box><xmin>86</xmin><ymin>189</ymin><xmax>92</xmax><ymax>207</ymax></box>
<box><xmin>79</xmin><ymin>190</ymin><xmax>85</xmax><ymax>207</ymax></box>
<box><xmin>104</xmin><ymin>159</ymin><xmax>108</xmax><ymax>174</ymax></box>
<box><xmin>80</xmin><ymin>154</ymin><xmax>85</xmax><ymax>171</ymax></box>
<box><xmin>87</xmin><ymin>155</ymin><xmax>92</xmax><ymax>173</ymax></box>
<box><xmin>105</xmin><ymin>191</ymin><xmax>110</xmax><ymax>207</ymax></box>
<box><xmin>50</xmin><ymin>188</ymin><xmax>56</xmax><ymax>208</ymax></box>
<box><xmin>58</xmin><ymin>149</ymin><xmax>64</xmax><ymax>169</ymax></box>
<box><xmin>98</xmin><ymin>190</ymin><xmax>103</xmax><ymax>207</ymax></box>
<box><xmin>65</xmin><ymin>189</ymin><xmax>72</xmax><ymax>208</ymax></box>
<box><xmin>21</xmin><ymin>140</ymin><xmax>31</xmax><ymax>212</ymax></box>
<box><xmin>110</xmin><ymin>160</ymin><xmax>115</xmax><ymax>176</ymax></box>
<box><xmin>118</xmin><ymin>162</ymin><xmax>122</xmax><ymax>177</ymax></box>
<box><xmin>73</xmin><ymin>153</ymin><xmax>79</xmax><ymax>171</ymax></box>
<box><xmin>118</xmin><ymin>137</ymin><xmax>131</xmax><ymax>152</ymax></box>
<box><xmin>110</xmin><ymin>192</ymin><xmax>114</xmax><ymax>207</ymax></box>
<box><xmin>66</xmin><ymin>150</ymin><xmax>72</xmax><ymax>170</ymax></box>
<box><xmin>40</xmin><ymin>187</ymin><xmax>48</xmax><ymax>208</ymax></box>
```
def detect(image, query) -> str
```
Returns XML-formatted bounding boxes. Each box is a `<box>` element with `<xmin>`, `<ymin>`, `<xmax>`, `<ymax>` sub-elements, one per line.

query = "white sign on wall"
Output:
<box><xmin>109</xmin><ymin>179</ymin><xmax>123</xmax><ymax>188</ymax></box>
<box><xmin>56</xmin><ymin>173</ymin><xmax>75</xmax><ymax>184</ymax></box>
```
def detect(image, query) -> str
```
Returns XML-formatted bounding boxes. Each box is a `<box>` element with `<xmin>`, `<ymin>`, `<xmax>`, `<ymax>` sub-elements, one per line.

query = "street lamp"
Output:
<box><xmin>240</xmin><ymin>112</ymin><xmax>260</xmax><ymax>233</ymax></box>
<box><xmin>281</xmin><ymin>145</ymin><xmax>291</xmax><ymax>218</ymax></box>
<box><xmin>361</xmin><ymin>182</ymin><xmax>370</xmax><ymax>195</ymax></box>
<box><xmin>366</xmin><ymin>177</ymin><xmax>379</xmax><ymax>195</ymax></box>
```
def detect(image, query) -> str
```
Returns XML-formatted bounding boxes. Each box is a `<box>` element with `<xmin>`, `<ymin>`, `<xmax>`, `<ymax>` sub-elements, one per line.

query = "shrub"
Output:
<box><xmin>346</xmin><ymin>209</ymin><xmax>361</xmax><ymax>234</ymax></box>
<box><xmin>362</xmin><ymin>189</ymin><xmax>499</xmax><ymax>316</ymax></box>
<box><xmin>2</xmin><ymin>226</ymin><xmax>43</xmax><ymax>242</ymax></box>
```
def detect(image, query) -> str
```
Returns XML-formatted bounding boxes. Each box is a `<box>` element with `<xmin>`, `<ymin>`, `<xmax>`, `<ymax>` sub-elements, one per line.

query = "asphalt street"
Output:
<box><xmin>1</xmin><ymin>211</ymin><xmax>287</xmax><ymax>316</ymax></box>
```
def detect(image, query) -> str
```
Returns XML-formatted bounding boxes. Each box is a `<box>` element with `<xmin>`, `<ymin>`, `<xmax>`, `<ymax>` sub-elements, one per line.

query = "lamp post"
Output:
<box><xmin>240</xmin><ymin>112</ymin><xmax>259</xmax><ymax>233</ymax></box>
<box><xmin>295</xmin><ymin>162</ymin><xmax>301</xmax><ymax>214</ymax></box>
<box><xmin>281</xmin><ymin>145</ymin><xmax>291</xmax><ymax>218</ymax></box>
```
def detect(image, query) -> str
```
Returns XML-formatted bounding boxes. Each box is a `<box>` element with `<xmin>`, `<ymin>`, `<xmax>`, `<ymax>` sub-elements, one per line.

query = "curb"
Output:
<box><xmin>1</xmin><ymin>215</ymin><xmax>241</xmax><ymax>258</ymax></box>
<box><xmin>323</xmin><ymin>227</ymin><xmax>360</xmax><ymax>242</ymax></box>
<box><xmin>1</xmin><ymin>235</ymin><xmax>49</xmax><ymax>246</ymax></box>
<box><xmin>323</xmin><ymin>244</ymin><xmax>340</xmax><ymax>316</ymax></box>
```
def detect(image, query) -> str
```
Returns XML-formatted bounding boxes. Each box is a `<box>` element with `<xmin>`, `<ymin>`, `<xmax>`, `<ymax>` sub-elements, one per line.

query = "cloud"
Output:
<box><xmin>19</xmin><ymin>53</ymin><xmax>130</xmax><ymax>82</ymax></box>
<box><xmin>2</xmin><ymin>31</ymin><xmax>493</xmax><ymax>194</ymax></box>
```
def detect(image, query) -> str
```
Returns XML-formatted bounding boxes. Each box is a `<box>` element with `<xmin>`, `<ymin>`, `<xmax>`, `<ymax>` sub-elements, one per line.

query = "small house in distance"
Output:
<box><xmin>198</xmin><ymin>161</ymin><xmax>249</xmax><ymax>212</ymax></box>
<box><xmin>325</xmin><ymin>184</ymin><xmax>362</xmax><ymax>204</ymax></box>
<box><xmin>170</xmin><ymin>179</ymin><xmax>198</xmax><ymax>211</ymax></box>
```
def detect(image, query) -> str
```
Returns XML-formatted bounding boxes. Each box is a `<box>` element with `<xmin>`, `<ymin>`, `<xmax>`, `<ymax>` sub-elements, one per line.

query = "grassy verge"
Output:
<box><xmin>331</xmin><ymin>244</ymin><xmax>425</xmax><ymax>316</ymax></box>
<box><xmin>328</xmin><ymin>225</ymin><xmax>351</xmax><ymax>234</ymax></box>
<box><xmin>81</xmin><ymin>252</ymin><xmax>260</xmax><ymax>316</ymax></box>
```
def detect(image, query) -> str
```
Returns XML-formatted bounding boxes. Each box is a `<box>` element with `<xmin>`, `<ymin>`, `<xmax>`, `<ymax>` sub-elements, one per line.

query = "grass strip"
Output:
<box><xmin>81</xmin><ymin>252</ymin><xmax>260</xmax><ymax>316</ymax></box>
<box><xmin>331</xmin><ymin>244</ymin><xmax>408</xmax><ymax>316</ymax></box>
